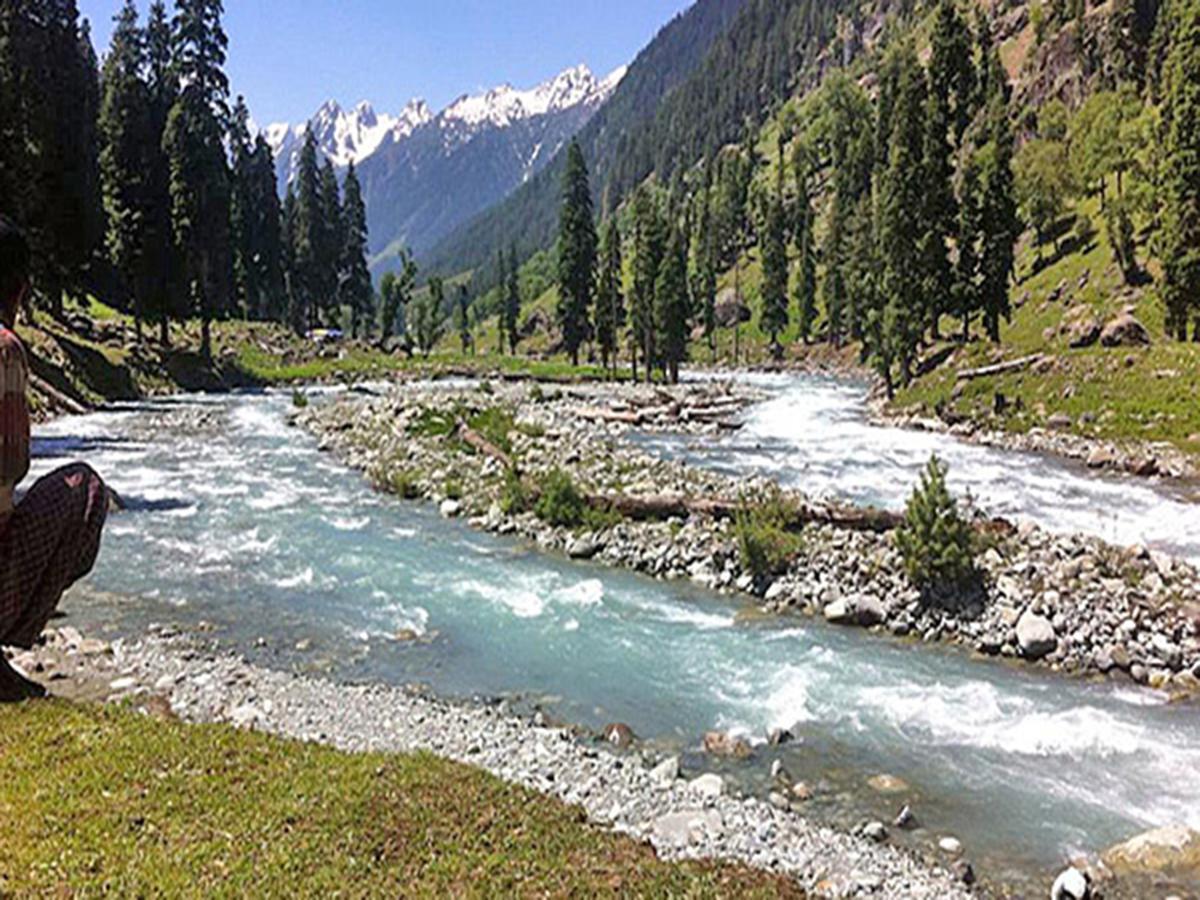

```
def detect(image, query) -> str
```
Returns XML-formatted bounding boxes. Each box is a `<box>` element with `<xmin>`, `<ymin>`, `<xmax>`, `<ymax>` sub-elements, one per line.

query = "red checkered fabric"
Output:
<box><xmin>0</xmin><ymin>327</ymin><xmax>108</xmax><ymax>649</ymax></box>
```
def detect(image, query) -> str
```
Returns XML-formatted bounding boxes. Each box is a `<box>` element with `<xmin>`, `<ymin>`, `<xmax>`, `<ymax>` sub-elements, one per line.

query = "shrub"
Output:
<box><xmin>443</xmin><ymin>478</ymin><xmax>463</xmax><ymax>501</ymax></box>
<box><xmin>734</xmin><ymin>490</ymin><xmax>803</xmax><ymax>579</ymax></box>
<box><xmin>291</xmin><ymin>389</ymin><xmax>309</xmax><ymax>409</ymax></box>
<box><xmin>500</xmin><ymin>467</ymin><xmax>531</xmax><ymax>514</ymax></box>
<box><xmin>390</xmin><ymin>469</ymin><xmax>421</xmax><ymax>500</ymax></box>
<box><xmin>895</xmin><ymin>456</ymin><xmax>977</xmax><ymax>600</ymax></box>
<box><xmin>534</xmin><ymin>469</ymin><xmax>588</xmax><ymax>528</ymax></box>
<box><xmin>468</xmin><ymin>406</ymin><xmax>515</xmax><ymax>453</ymax></box>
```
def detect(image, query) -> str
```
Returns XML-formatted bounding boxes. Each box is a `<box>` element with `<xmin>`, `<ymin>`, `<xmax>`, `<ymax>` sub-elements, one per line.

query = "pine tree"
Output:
<box><xmin>594</xmin><ymin>217</ymin><xmax>624</xmax><ymax>376</ymax></box>
<box><xmin>503</xmin><ymin>248</ymin><xmax>521</xmax><ymax>354</ymax></box>
<box><xmin>228</xmin><ymin>95</ymin><xmax>255</xmax><ymax>318</ymax></box>
<box><xmin>920</xmin><ymin>77</ymin><xmax>956</xmax><ymax>341</ymax></box>
<box><xmin>556</xmin><ymin>141</ymin><xmax>597</xmax><ymax>366</ymax></box>
<box><xmin>143</xmin><ymin>0</ymin><xmax>178</xmax><ymax>343</ymax></box>
<box><xmin>929</xmin><ymin>0</ymin><xmax>977</xmax><ymax>149</ymax></box>
<box><xmin>877</xmin><ymin>45</ymin><xmax>928</xmax><ymax>390</ymax></box>
<box><xmin>1161</xmin><ymin>0</ymin><xmax>1200</xmax><ymax>340</ymax></box>
<box><xmin>292</xmin><ymin>129</ymin><xmax>321</xmax><ymax>332</ymax></box>
<box><xmin>251</xmin><ymin>135</ymin><xmax>285</xmax><ymax>320</ymax></box>
<box><xmin>455</xmin><ymin>283</ymin><xmax>472</xmax><ymax>353</ymax></box>
<box><xmin>654</xmin><ymin>228</ymin><xmax>689</xmax><ymax>384</ymax></box>
<box><xmin>895</xmin><ymin>455</ymin><xmax>977</xmax><ymax>600</ymax></box>
<box><xmin>99</xmin><ymin>0</ymin><xmax>151</xmax><ymax>335</ymax></box>
<box><xmin>164</xmin><ymin>0</ymin><xmax>233</xmax><ymax>359</ymax></box>
<box><xmin>413</xmin><ymin>277</ymin><xmax>444</xmax><ymax>356</ymax></box>
<box><xmin>340</xmin><ymin>161</ymin><xmax>373</xmax><ymax>338</ymax></box>
<box><xmin>978</xmin><ymin>67</ymin><xmax>1019</xmax><ymax>343</ymax></box>
<box><xmin>318</xmin><ymin>159</ymin><xmax>343</xmax><ymax>325</ymax></box>
<box><xmin>954</xmin><ymin>155</ymin><xmax>984</xmax><ymax>341</ymax></box>
<box><xmin>793</xmin><ymin>153</ymin><xmax>818</xmax><ymax>344</ymax></box>
<box><xmin>631</xmin><ymin>186</ymin><xmax>665</xmax><ymax>381</ymax></box>
<box><xmin>759</xmin><ymin>146</ymin><xmax>789</xmax><ymax>356</ymax></box>
<box><xmin>379</xmin><ymin>249</ymin><xmax>417</xmax><ymax>341</ymax></box>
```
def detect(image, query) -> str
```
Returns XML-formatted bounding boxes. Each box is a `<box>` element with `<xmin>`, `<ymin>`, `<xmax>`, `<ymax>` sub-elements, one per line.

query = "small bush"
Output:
<box><xmin>895</xmin><ymin>455</ymin><xmax>977</xmax><ymax>600</ymax></box>
<box><xmin>734</xmin><ymin>490</ymin><xmax>803</xmax><ymax>579</ymax></box>
<box><xmin>391</xmin><ymin>470</ymin><xmax>422</xmax><ymax>500</ymax></box>
<box><xmin>534</xmin><ymin>469</ymin><xmax>588</xmax><ymax>528</ymax></box>
<box><xmin>468</xmin><ymin>406</ymin><xmax>515</xmax><ymax>453</ymax></box>
<box><xmin>291</xmin><ymin>389</ymin><xmax>309</xmax><ymax>409</ymax></box>
<box><xmin>409</xmin><ymin>407</ymin><xmax>456</xmax><ymax>439</ymax></box>
<box><xmin>443</xmin><ymin>478</ymin><xmax>464</xmax><ymax>501</ymax></box>
<box><xmin>500</xmin><ymin>468</ymin><xmax>531</xmax><ymax>514</ymax></box>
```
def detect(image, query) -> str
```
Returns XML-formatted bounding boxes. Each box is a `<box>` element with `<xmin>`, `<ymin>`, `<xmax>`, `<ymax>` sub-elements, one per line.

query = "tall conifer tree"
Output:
<box><xmin>1162</xmin><ymin>0</ymin><xmax>1200</xmax><ymax>339</ymax></box>
<box><xmin>556</xmin><ymin>141</ymin><xmax>597</xmax><ymax>366</ymax></box>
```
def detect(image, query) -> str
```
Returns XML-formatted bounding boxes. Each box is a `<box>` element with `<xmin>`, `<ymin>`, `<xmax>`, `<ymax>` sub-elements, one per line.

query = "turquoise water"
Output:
<box><xmin>30</xmin><ymin>386</ymin><xmax>1200</xmax><ymax>890</ymax></box>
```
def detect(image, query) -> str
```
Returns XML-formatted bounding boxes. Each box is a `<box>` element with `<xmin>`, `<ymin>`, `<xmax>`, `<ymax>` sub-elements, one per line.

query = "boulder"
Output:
<box><xmin>1016</xmin><ymin>610</ymin><xmax>1057</xmax><ymax>659</ymax></box>
<box><xmin>1047</xmin><ymin>412</ymin><xmax>1074</xmax><ymax>431</ymax></box>
<box><xmin>1086</xmin><ymin>446</ymin><xmax>1117</xmax><ymax>469</ymax></box>
<box><xmin>1100</xmin><ymin>313</ymin><xmax>1151</xmax><ymax>348</ymax></box>
<box><xmin>689</xmin><ymin>773</ymin><xmax>725</xmax><ymax>799</ymax></box>
<box><xmin>566</xmin><ymin>536</ymin><xmax>602</xmax><ymax>560</ymax></box>
<box><xmin>823</xmin><ymin>598</ymin><xmax>855</xmax><ymax>624</ymax></box>
<box><xmin>1051</xmin><ymin>866</ymin><xmax>1089</xmax><ymax>900</ymax></box>
<box><xmin>703</xmin><ymin>730</ymin><xmax>753</xmax><ymax>759</ymax></box>
<box><xmin>867</xmin><ymin>773</ymin><xmax>910</xmax><ymax>794</ymax></box>
<box><xmin>603</xmin><ymin>722</ymin><xmax>635</xmax><ymax>749</ymax></box>
<box><xmin>648</xmin><ymin>755</ymin><xmax>679</xmax><ymax>787</ymax></box>
<box><xmin>1067</xmin><ymin>317</ymin><xmax>1102</xmax><ymax>349</ymax></box>
<box><xmin>1101</xmin><ymin>824</ymin><xmax>1200</xmax><ymax>879</ymax></box>
<box><xmin>714</xmin><ymin>289</ymin><xmax>751</xmax><ymax>328</ymax></box>
<box><xmin>439</xmin><ymin>499</ymin><xmax>462</xmax><ymax>518</ymax></box>
<box><xmin>653</xmin><ymin>808</ymin><xmax>721</xmax><ymax>844</ymax></box>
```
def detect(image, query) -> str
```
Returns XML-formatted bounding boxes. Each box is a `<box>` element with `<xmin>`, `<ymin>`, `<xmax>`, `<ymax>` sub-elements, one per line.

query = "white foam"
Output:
<box><xmin>276</xmin><ymin>567</ymin><xmax>315</xmax><ymax>590</ymax></box>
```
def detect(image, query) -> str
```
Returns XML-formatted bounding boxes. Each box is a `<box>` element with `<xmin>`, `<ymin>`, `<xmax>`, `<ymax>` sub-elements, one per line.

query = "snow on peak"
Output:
<box><xmin>441</xmin><ymin>63</ymin><xmax>618</xmax><ymax>129</ymax></box>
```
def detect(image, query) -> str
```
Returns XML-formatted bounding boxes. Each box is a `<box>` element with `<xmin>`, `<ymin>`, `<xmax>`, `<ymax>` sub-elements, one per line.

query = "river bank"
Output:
<box><xmin>300</xmin><ymin>378</ymin><xmax>1200</xmax><ymax>696</ymax></box>
<box><xmin>7</xmin><ymin>625</ymin><xmax>969</xmax><ymax>899</ymax></box>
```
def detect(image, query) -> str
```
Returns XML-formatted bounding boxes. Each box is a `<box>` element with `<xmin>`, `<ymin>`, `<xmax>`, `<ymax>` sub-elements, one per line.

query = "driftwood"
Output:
<box><xmin>30</xmin><ymin>374</ymin><xmax>89</xmax><ymax>416</ymax></box>
<box><xmin>956</xmin><ymin>354</ymin><xmax>1044</xmax><ymax>381</ymax></box>
<box><xmin>453</xmin><ymin>419</ymin><xmax>514</xmax><ymax>470</ymax></box>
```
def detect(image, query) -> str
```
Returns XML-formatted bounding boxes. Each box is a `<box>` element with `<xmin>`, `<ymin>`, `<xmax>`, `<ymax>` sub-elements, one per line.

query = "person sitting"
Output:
<box><xmin>0</xmin><ymin>217</ymin><xmax>112</xmax><ymax>702</ymax></box>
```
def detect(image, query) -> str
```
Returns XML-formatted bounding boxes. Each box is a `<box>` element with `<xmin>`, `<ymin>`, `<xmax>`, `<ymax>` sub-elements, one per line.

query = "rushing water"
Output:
<box><xmin>639</xmin><ymin>372</ymin><xmax>1200</xmax><ymax>563</ymax></box>
<box><xmin>30</xmin><ymin>383</ymin><xmax>1200</xmax><ymax>893</ymax></box>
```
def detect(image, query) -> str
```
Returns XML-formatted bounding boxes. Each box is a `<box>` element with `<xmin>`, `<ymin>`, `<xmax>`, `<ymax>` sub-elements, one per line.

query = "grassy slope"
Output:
<box><xmin>0</xmin><ymin>701</ymin><xmax>801</xmax><ymax>898</ymax></box>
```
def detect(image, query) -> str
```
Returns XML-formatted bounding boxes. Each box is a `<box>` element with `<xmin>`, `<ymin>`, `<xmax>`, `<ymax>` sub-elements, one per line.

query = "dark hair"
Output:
<box><xmin>0</xmin><ymin>216</ymin><xmax>31</xmax><ymax>305</ymax></box>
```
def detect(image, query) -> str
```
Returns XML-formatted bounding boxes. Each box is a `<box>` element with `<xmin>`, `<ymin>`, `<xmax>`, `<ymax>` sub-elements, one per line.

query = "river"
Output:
<box><xmin>29</xmin><ymin>379</ymin><xmax>1200</xmax><ymax>894</ymax></box>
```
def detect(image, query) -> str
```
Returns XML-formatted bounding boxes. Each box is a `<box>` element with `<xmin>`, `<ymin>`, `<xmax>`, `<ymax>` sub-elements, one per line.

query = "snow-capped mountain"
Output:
<box><xmin>264</xmin><ymin>63</ymin><xmax>624</xmax><ymax>265</ymax></box>
<box><xmin>265</xmin><ymin>98</ymin><xmax>432</xmax><ymax>186</ymax></box>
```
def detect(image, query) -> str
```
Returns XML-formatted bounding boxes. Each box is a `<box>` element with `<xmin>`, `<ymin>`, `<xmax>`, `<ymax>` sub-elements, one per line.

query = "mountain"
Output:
<box><xmin>264</xmin><ymin>65</ymin><xmax>624</xmax><ymax>269</ymax></box>
<box><xmin>421</xmin><ymin>0</ymin><xmax>750</xmax><ymax>278</ymax></box>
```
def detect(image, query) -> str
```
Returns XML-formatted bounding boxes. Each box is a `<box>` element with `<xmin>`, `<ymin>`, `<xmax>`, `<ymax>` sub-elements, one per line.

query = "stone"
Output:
<box><xmin>939</xmin><ymin>836</ymin><xmax>964</xmax><ymax>855</ymax></box>
<box><xmin>767</xmin><ymin>727</ymin><xmax>793</xmax><ymax>746</ymax></box>
<box><xmin>855</xmin><ymin>595</ymin><xmax>886</xmax><ymax>627</ymax></box>
<box><xmin>229</xmin><ymin>703</ymin><xmax>262</xmax><ymax>730</ymax></box>
<box><xmin>1047</xmin><ymin>413</ymin><xmax>1074</xmax><ymax>431</ymax></box>
<box><xmin>861</xmin><ymin>821</ymin><xmax>888</xmax><ymax>843</ymax></box>
<box><xmin>653</xmin><ymin>808</ymin><xmax>721</xmax><ymax>845</ymax></box>
<box><xmin>893</xmin><ymin>804</ymin><xmax>916</xmax><ymax>829</ymax></box>
<box><xmin>1100</xmin><ymin>313</ymin><xmax>1151</xmax><ymax>348</ymax></box>
<box><xmin>1067</xmin><ymin>317</ymin><xmax>1102</xmax><ymax>349</ymax></box>
<box><xmin>109</xmin><ymin>676</ymin><xmax>137</xmax><ymax>692</ymax></box>
<box><xmin>1101</xmin><ymin>825</ymin><xmax>1200</xmax><ymax>879</ymax></box>
<box><xmin>768</xmin><ymin>791</ymin><xmax>790</xmax><ymax>810</ymax></box>
<box><xmin>1016</xmin><ymin>610</ymin><xmax>1057</xmax><ymax>659</ymax></box>
<box><xmin>823</xmin><ymin>599</ymin><xmax>854</xmax><ymax>625</ymax></box>
<box><xmin>566</xmin><ymin>536</ymin><xmax>602</xmax><ymax>560</ymax></box>
<box><xmin>1086</xmin><ymin>446</ymin><xmax>1116</xmax><ymax>469</ymax></box>
<box><xmin>689</xmin><ymin>773</ymin><xmax>724</xmax><ymax>799</ymax></box>
<box><xmin>648</xmin><ymin>755</ymin><xmax>679</xmax><ymax>787</ymax></box>
<box><xmin>703</xmin><ymin>730</ymin><xmax>753</xmax><ymax>759</ymax></box>
<box><xmin>439</xmin><ymin>499</ymin><xmax>462</xmax><ymax>518</ymax></box>
<box><xmin>1051</xmin><ymin>866</ymin><xmax>1089</xmax><ymax>900</ymax></box>
<box><xmin>603</xmin><ymin>723</ymin><xmax>635</xmax><ymax>749</ymax></box>
<box><xmin>952</xmin><ymin>859</ymin><xmax>975</xmax><ymax>885</ymax></box>
<box><xmin>791</xmin><ymin>781</ymin><xmax>813</xmax><ymax>801</ymax></box>
<box><xmin>867</xmin><ymin>774</ymin><xmax>909</xmax><ymax>794</ymax></box>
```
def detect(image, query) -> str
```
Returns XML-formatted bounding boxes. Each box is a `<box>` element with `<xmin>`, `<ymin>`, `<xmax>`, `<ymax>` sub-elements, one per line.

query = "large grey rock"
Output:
<box><xmin>566</xmin><ymin>536</ymin><xmax>602</xmax><ymax>560</ymax></box>
<box><xmin>1100</xmin><ymin>312</ymin><xmax>1151</xmax><ymax>347</ymax></box>
<box><xmin>648</xmin><ymin>755</ymin><xmax>679</xmax><ymax>787</ymax></box>
<box><xmin>689</xmin><ymin>773</ymin><xmax>725</xmax><ymax>799</ymax></box>
<box><xmin>1017</xmin><ymin>610</ymin><xmax>1057</xmax><ymax>659</ymax></box>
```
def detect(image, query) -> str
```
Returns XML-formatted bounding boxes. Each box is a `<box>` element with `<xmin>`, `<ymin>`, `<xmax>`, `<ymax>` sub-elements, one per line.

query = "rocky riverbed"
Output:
<box><xmin>8</xmin><ymin>626</ymin><xmax>971</xmax><ymax>900</ymax></box>
<box><xmin>299</xmin><ymin>378</ymin><xmax>1200</xmax><ymax>696</ymax></box>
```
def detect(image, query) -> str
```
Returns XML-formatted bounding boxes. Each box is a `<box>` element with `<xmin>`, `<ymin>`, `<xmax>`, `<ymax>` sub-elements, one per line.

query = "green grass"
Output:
<box><xmin>893</xmin><ymin>194</ymin><xmax>1200</xmax><ymax>454</ymax></box>
<box><xmin>0</xmin><ymin>701</ymin><xmax>802</xmax><ymax>898</ymax></box>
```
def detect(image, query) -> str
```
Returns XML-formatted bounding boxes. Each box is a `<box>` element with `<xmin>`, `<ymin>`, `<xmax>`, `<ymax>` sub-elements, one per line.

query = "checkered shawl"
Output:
<box><xmin>0</xmin><ymin>326</ymin><xmax>29</xmax><ymax>489</ymax></box>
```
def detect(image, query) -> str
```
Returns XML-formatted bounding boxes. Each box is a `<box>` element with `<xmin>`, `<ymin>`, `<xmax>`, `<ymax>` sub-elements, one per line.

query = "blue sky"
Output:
<box><xmin>80</xmin><ymin>0</ymin><xmax>694</xmax><ymax>126</ymax></box>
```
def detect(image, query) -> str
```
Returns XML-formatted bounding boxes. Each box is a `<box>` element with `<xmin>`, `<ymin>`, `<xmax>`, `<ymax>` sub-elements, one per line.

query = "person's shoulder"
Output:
<box><xmin>0</xmin><ymin>328</ymin><xmax>27</xmax><ymax>366</ymax></box>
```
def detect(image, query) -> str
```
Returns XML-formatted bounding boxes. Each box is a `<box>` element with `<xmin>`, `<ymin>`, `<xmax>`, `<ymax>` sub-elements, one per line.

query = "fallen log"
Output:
<box><xmin>453</xmin><ymin>419</ymin><xmax>514</xmax><ymax>470</ymax></box>
<box><xmin>30</xmin><ymin>374</ymin><xmax>89</xmax><ymax>416</ymax></box>
<box><xmin>577</xmin><ymin>406</ymin><xmax>642</xmax><ymax>425</ymax></box>
<box><xmin>956</xmin><ymin>354</ymin><xmax>1044</xmax><ymax>381</ymax></box>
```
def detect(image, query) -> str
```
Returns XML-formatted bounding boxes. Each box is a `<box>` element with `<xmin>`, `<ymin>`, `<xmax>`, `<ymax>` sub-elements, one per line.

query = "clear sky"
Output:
<box><xmin>79</xmin><ymin>0</ymin><xmax>694</xmax><ymax>126</ymax></box>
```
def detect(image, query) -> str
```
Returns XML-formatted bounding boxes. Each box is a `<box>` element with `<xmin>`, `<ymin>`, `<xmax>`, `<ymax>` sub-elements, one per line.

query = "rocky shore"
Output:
<box><xmin>10</xmin><ymin>626</ymin><xmax>970</xmax><ymax>900</ymax></box>
<box><xmin>300</xmin><ymin>378</ymin><xmax>1200</xmax><ymax>696</ymax></box>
